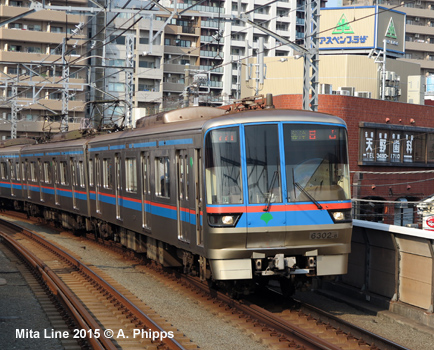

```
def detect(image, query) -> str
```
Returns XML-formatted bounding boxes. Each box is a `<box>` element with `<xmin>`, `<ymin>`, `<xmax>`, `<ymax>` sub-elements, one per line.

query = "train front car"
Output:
<box><xmin>203</xmin><ymin>109</ymin><xmax>352</xmax><ymax>294</ymax></box>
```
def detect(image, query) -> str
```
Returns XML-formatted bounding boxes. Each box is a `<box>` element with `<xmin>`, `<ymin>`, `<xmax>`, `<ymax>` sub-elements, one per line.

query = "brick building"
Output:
<box><xmin>272</xmin><ymin>94</ymin><xmax>434</xmax><ymax>226</ymax></box>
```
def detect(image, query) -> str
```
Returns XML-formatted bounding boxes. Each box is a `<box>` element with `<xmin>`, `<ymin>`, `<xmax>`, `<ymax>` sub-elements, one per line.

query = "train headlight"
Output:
<box><xmin>333</xmin><ymin>212</ymin><xmax>345</xmax><ymax>221</ymax></box>
<box><xmin>208</xmin><ymin>214</ymin><xmax>241</xmax><ymax>227</ymax></box>
<box><xmin>328</xmin><ymin>209</ymin><xmax>352</xmax><ymax>223</ymax></box>
<box><xmin>222</xmin><ymin>216</ymin><xmax>234</xmax><ymax>225</ymax></box>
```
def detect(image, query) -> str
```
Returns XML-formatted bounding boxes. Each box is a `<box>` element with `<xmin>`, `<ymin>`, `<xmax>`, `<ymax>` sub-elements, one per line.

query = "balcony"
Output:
<box><xmin>165</xmin><ymin>45</ymin><xmax>199</xmax><ymax>56</ymax></box>
<box><xmin>163</xmin><ymin>82</ymin><xmax>184</xmax><ymax>92</ymax></box>
<box><xmin>406</xmin><ymin>40</ymin><xmax>434</xmax><ymax>53</ymax></box>
<box><xmin>0</xmin><ymin>28</ymin><xmax>85</xmax><ymax>44</ymax></box>
<box><xmin>0</xmin><ymin>5</ymin><xmax>84</xmax><ymax>23</ymax></box>
<box><xmin>0</xmin><ymin>51</ymin><xmax>86</xmax><ymax>65</ymax></box>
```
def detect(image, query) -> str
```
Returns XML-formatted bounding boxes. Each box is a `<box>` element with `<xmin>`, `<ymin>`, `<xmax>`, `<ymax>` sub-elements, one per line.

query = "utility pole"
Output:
<box><xmin>303</xmin><ymin>0</ymin><xmax>320</xmax><ymax>111</ymax></box>
<box><xmin>125</xmin><ymin>34</ymin><xmax>134</xmax><ymax>128</ymax></box>
<box><xmin>11</xmin><ymin>82</ymin><xmax>18</xmax><ymax>139</ymax></box>
<box><xmin>60</xmin><ymin>39</ymin><xmax>70</xmax><ymax>133</ymax></box>
<box><xmin>183</xmin><ymin>64</ymin><xmax>190</xmax><ymax>107</ymax></box>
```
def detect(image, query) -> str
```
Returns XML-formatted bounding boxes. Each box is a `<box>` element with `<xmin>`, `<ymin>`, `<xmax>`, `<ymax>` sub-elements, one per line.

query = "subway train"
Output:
<box><xmin>0</xmin><ymin>99</ymin><xmax>352</xmax><ymax>295</ymax></box>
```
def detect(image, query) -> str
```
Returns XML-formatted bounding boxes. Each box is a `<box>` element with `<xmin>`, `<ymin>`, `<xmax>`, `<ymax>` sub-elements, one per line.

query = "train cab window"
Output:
<box><xmin>43</xmin><ymin>162</ymin><xmax>51</xmax><ymax>183</ymax></box>
<box><xmin>205</xmin><ymin>127</ymin><xmax>243</xmax><ymax>205</ymax></box>
<box><xmin>283</xmin><ymin>124</ymin><xmax>351</xmax><ymax>202</ymax></box>
<box><xmin>155</xmin><ymin>157</ymin><xmax>170</xmax><ymax>198</ymax></box>
<box><xmin>245</xmin><ymin>124</ymin><xmax>282</xmax><ymax>204</ymax></box>
<box><xmin>125</xmin><ymin>158</ymin><xmax>137</xmax><ymax>193</ymax></box>
<box><xmin>103</xmin><ymin>158</ymin><xmax>113</xmax><ymax>189</ymax></box>
<box><xmin>60</xmin><ymin>161</ymin><xmax>68</xmax><ymax>185</ymax></box>
<box><xmin>0</xmin><ymin>162</ymin><xmax>7</xmax><ymax>180</ymax></box>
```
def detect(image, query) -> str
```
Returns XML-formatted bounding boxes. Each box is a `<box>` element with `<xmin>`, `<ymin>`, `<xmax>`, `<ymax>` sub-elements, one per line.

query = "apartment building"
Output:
<box><xmin>0</xmin><ymin>0</ymin><xmax>88</xmax><ymax>139</ymax></box>
<box><xmin>160</xmin><ymin>0</ymin><xmax>309</xmax><ymax>105</ymax></box>
<box><xmin>343</xmin><ymin>0</ymin><xmax>434</xmax><ymax>78</ymax></box>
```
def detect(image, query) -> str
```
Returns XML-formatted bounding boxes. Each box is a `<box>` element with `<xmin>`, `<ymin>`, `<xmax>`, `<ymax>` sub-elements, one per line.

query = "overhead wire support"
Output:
<box><xmin>125</xmin><ymin>35</ymin><xmax>135</xmax><ymax>128</ymax></box>
<box><xmin>303</xmin><ymin>0</ymin><xmax>320</xmax><ymax>112</ymax></box>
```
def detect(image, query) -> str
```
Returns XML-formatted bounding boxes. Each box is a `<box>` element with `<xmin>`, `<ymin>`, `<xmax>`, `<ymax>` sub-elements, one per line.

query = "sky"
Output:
<box><xmin>326</xmin><ymin>0</ymin><xmax>342</xmax><ymax>8</ymax></box>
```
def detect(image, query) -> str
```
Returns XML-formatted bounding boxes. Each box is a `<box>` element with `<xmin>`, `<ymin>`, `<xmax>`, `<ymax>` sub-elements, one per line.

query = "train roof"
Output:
<box><xmin>88</xmin><ymin>108</ymin><xmax>346</xmax><ymax>145</ymax></box>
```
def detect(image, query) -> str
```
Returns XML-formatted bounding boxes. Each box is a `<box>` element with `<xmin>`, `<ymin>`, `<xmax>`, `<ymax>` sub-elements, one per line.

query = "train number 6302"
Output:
<box><xmin>310</xmin><ymin>231</ymin><xmax>339</xmax><ymax>239</ymax></box>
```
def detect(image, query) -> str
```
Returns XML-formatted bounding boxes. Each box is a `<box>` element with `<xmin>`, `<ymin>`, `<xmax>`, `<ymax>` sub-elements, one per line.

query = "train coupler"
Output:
<box><xmin>257</xmin><ymin>254</ymin><xmax>313</xmax><ymax>276</ymax></box>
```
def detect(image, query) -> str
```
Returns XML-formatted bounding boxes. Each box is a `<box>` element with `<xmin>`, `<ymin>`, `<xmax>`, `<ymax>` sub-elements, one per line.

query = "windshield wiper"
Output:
<box><xmin>263</xmin><ymin>170</ymin><xmax>279</xmax><ymax>212</ymax></box>
<box><xmin>294</xmin><ymin>182</ymin><xmax>323</xmax><ymax>210</ymax></box>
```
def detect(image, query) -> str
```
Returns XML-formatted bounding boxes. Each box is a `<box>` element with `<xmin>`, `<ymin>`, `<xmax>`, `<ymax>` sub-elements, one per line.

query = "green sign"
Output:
<box><xmin>332</xmin><ymin>14</ymin><xmax>354</xmax><ymax>34</ymax></box>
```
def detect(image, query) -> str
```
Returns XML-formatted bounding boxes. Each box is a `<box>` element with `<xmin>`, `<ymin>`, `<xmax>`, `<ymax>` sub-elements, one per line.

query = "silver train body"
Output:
<box><xmin>0</xmin><ymin>107</ymin><xmax>352</xmax><ymax>287</ymax></box>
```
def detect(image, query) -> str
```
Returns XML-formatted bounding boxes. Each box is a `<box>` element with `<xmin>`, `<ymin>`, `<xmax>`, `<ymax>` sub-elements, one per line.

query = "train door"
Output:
<box><xmin>95</xmin><ymin>155</ymin><xmax>101</xmax><ymax>213</ymax></box>
<box><xmin>53</xmin><ymin>159</ymin><xmax>59</xmax><ymax>205</ymax></box>
<box><xmin>141</xmin><ymin>152</ymin><xmax>151</xmax><ymax>229</ymax></box>
<box><xmin>70</xmin><ymin>158</ymin><xmax>77</xmax><ymax>209</ymax></box>
<box><xmin>176</xmin><ymin>150</ymin><xmax>189</xmax><ymax>242</ymax></box>
<box><xmin>115</xmin><ymin>154</ymin><xmax>121</xmax><ymax>220</ymax></box>
<box><xmin>195</xmin><ymin>149</ymin><xmax>203</xmax><ymax>246</ymax></box>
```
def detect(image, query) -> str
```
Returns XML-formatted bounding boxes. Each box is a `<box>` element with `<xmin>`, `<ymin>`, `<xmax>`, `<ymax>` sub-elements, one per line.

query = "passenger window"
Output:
<box><xmin>60</xmin><ymin>161</ymin><xmax>68</xmax><ymax>185</ymax></box>
<box><xmin>103</xmin><ymin>158</ymin><xmax>113</xmax><ymax>189</ymax></box>
<box><xmin>155</xmin><ymin>157</ymin><xmax>170</xmax><ymax>198</ymax></box>
<box><xmin>125</xmin><ymin>158</ymin><xmax>137</xmax><ymax>193</ymax></box>
<box><xmin>0</xmin><ymin>162</ymin><xmax>7</xmax><ymax>180</ymax></box>
<box><xmin>88</xmin><ymin>159</ymin><xmax>94</xmax><ymax>187</ymax></box>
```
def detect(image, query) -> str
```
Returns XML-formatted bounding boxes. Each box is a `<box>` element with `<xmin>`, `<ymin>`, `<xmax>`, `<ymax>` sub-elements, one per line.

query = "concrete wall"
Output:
<box><xmin>348</xmin><ymin>220</ymin><xmax>434</xmax><ymax>320</ymax></box>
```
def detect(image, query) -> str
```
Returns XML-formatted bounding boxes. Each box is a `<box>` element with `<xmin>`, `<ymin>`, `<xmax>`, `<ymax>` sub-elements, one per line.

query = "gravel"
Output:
<box><xmin>4</xmin><ymin>214</ymin><xmax>434</xmax><ymax>350</ymax></box>
<box><xmin>0</xmin><ymin>247</ymin><xmax>64</xmax><ymax>350</ymax></box>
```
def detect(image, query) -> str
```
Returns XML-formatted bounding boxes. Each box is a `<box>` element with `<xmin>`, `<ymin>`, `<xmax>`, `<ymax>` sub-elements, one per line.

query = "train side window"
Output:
<box><xmin>103</xmin><ymin>158</ymin><xmax>113</xmax><ymax>189</ymax></box>
<box><xmin>60</xmin><ymin>161</ymin><xmax>68</xmax><ymax>185</ymax></box>
<box><xmin>155</xmin><ymin>156</ymin><xmax>170</xmax><ymax>198</ymax></box>
<box><xmin>38</xmin><ymin>160</ymin><xmax>43</xmax><ymax>183</ymax></box>
<box><xmin>125</xmin><ymin>158</ymin><xmax>137</xmax><ymax>193</ymax></box>
<box><xmin>9</xmin><ymin>160</ymin><xmax>15</xmax><ymax>180</ymax></box>
<box><xmin>16</xmin><ymin>162</ymin><xmax>20</xmax><ymax>181</ymax></box>
<box><xmin>89</xmin><ymin>159</ymin><xmax>94</xmax><ymax>187</ymax></box>
<box><xmin>142</xmin><ymin>153</ymin><xmax>150</xmax><ymax>194</ymax></box>
<box><xmin>0</xmin><ymin>162</ymin><xmax>7</xmax><ymax>180</ymax></box>
<box><xmin>44</xmin><ymin>162</ymin><xmax>51</xmax><ymax>183</ymax></box>
<box><xmin>30</xmin><ymin>162</ymin><xmax>36</xmax><ymax>182</ymax></box>
<box><xmin>78</xmin><ymin>161</ymin><xmax>85</xmax><ymax>188</ymax></box>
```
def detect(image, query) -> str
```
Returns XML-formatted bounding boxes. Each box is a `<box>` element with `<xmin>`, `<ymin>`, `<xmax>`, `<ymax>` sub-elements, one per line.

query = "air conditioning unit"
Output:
<box><xmin>385</xmin><ymin>87</ymin><xmax>392</xmax><ymax>96</ymax></box>
<box><xmin>415</xmin><ymin>17</ymin><xmax>420</xmax><ymax>21</ymax></box>
<box><xmin>334</xmin><ymin>90</ymin><xmax>350</xmax><ymax>96</ymax></box>
<box><xmin>397</xmin><ymin>89</ymin><xmax>402</xmax><ymax>96</ymax></box>
<box><xmin>319</xmin><ymin>83</ymin><xmax>332</xmax><ymax>94</ymax></box>
<box><xmin>167</xmin><ymin>73</ymin><xmax>171</xmax><ymax>77</ymax></box>
<box><xmin>415</xmin><ymin>34</ymin><xmax>420</xmax><ymax>38</ymax></box>
<box><xmin>355</xmin><ymin>91</ymin><xmax>371</xmax><ymax>98</ymax></box>
<box><xmin>338</xmin><ymin>86</ymin><xmax>355</xmax><ymax>96</ymax></box>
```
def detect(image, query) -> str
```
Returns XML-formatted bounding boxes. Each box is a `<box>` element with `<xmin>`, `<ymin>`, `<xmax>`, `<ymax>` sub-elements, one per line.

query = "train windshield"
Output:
<box><xmin>205</xmin><ymin>127</ymin><xmax>243</xmax><ymax>205</ymax></box>
<box><xmin>205</xmin><ymin>123</ymin><xmax>350</xmax><ymax>205</ymax></box>
<box><xmin>283</xmin><ymin>124</ymin><xmax>350</xmax><ymax>202</ymax></box>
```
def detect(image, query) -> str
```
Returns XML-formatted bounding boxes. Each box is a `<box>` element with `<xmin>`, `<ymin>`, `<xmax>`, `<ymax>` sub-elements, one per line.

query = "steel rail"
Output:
<box><xmin>0</xmin><ymin>230</ymin><xmax>116</xmax><ymax>350</ymax></box>
<box><xmin>183</xmin><ymin>275</ymin><xmax>342</xmax><ymax>350</ymax></box>
<box><xmin>0</xmin><ymin>218</ymin><xmax>187</xmax><ymax>350</ymax></box>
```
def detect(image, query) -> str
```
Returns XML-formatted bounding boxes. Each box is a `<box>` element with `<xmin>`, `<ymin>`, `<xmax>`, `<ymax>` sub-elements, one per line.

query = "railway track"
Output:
<box><xmin>0</xmin><ymin>213</ymin><xmax>412</xmax><ymax>350</ymax></box>
<box><xmin>0</xmin><ymin>218</ymin><xmax>196</xmax><ymax>350</ymax></box>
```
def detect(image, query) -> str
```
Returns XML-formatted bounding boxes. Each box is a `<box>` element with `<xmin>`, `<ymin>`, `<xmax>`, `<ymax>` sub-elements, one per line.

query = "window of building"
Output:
<box><xmin>27</xmin><ymin>24</ymin><xmax>42</xmax><ymax>31</ymax></box>
<box><xmin>27</xmin><ymin>47</ymin><xmax>41</xmax><ymax>53</ymax></box>
<box><xmin>108</xmin><ymin>83</ymin><xmax>124</xmax><ymax>92</ymax></box>
<box><xmin>125</xmin><ymin>158</ymin><xmax>137</xmax><ymax>192</ymax></box>
<box><xmin>50</xmin><ymin>26</ymin><xmax>63</xmax><ymax>33</ymax></box>
<box><xmin>9</xmin><ymin>45</ymin><xmax>22</xmax><ymax>52</ymax></box>
<box><xmin>155</xmin><ymin>157</ymin><xmax>170</xmax><ymax>197</ymax></box>
<box><xmin>9</xmin><ymin>23</ymin><xmax>22</xmax><ymax>29</ymax></box>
